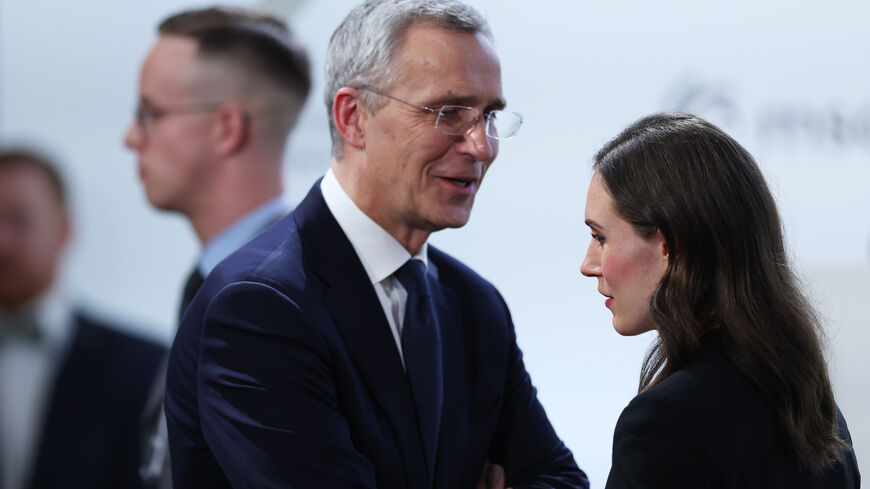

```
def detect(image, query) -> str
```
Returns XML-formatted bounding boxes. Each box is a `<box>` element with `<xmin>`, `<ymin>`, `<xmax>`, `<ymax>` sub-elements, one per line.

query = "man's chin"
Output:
<box><xmin>405</xmin><ymin>205</ymin><xmax>475</xmax><ymax>237</ymax></box>
<box><xmin>429</xmin><ymin>210</ymin><xmax>473</xmax><ymax>231</ymax></box>
<box><xmin>144</xmin><ymin>192</ymin><xmax>182</xmax><ymax>214</ymax></box>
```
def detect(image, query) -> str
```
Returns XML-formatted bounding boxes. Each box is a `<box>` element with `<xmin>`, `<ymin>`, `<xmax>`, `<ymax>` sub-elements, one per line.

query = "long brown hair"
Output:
<box><xmin>594</xmin><ymin>112</ymin><xmax>847</xmax><ymax>472</ymax></box>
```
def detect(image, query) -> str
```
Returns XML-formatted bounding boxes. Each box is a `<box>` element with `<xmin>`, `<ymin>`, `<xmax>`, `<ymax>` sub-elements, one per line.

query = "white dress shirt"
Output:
<box><xmin>320</xmin><ymin>168</ymin><xmax>428</xmax><ymax>364</ymax></box>
<box><xmin>0</xmin><ymin>286</ymin><xmax>74</xmax><ymax>489</ymax></box>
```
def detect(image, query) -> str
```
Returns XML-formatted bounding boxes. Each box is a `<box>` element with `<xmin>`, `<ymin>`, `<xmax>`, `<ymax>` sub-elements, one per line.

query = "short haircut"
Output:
<box><xmin>324</xmin><ymin>0</ymin><xmax>492</xmax><ymax>156</ymax></box>
<box><xmin>159</xmin><ymin>6</ymin><xmax>311</xmax><ymax>145</ymax></box>
<box><xmin>0</xmin><ymin>149</ymin><xmax>67</xmax><ymax>206</ymax></box>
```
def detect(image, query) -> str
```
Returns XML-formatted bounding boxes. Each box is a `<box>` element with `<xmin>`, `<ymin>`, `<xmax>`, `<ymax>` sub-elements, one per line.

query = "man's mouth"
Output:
<box><xmin>447</xmin><ymin>178</ymin><xmax>471</xmax><ymax>188</ymax></box>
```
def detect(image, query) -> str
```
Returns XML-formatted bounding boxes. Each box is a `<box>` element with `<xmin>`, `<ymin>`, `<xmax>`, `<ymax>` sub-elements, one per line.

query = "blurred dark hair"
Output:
<box><xmin>0</xmin><ymin>148</ymin><xmax>66</xmax><ymax>205</ymax></box>
<box><xmin>159</xmin><ymin>6</ymin><xmax>311</xmax><ymax>135</ymax></box>
<box><xmin>594</xmin><ymin>112</ymin><xmax>847</xmax><ymax>472</ymax></box>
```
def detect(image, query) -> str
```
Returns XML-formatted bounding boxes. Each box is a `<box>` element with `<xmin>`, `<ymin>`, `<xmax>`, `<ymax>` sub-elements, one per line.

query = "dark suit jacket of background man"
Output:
<box><xmin>28</xmin><ymin>311</ymin><xmax>165</xmax><ymax>489</ymax></box>
<box><xmin>165</xmin><ymin>181</ymin><xmax>588</xmax><ymax>489</ymax></box>
<box><xmin>605</xmin><ymin>328</ymin><xmax>861</xmax><ymax>489</ymax></box>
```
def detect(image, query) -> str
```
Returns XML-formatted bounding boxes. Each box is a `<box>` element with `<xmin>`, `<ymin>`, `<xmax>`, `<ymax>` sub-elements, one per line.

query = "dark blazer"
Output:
<box><xmin>28</xmin><ymin>311</ymin><xmax>166</xmax><ymax>489</ymax></box>
<box><xmin>605</xmin><ymin>329</ymin><xmax>860</xmax><ymax>489</ymax></box>
<box><xmin>165</xmin><ymin>182</ymin><xmax>587</xmax><ymax>489</ymax></box>
<box><xmin>139</xmin><ymin>203</ymin><xmax>290</xmax><ymax>489</ymax></box>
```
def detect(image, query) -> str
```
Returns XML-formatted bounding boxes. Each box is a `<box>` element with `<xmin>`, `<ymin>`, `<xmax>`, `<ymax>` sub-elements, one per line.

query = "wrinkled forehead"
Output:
<box><xmin>389</xmin><ymin>24</ymin><xmax>504</xmax><ymax>103</ymax></box>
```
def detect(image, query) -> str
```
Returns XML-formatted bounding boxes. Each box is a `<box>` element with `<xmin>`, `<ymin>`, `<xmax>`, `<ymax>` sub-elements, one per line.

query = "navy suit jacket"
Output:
<box><xmin>166</xmin><ymin>182</ymin><xmax>587</xmax><ymax>489</ymax></box>
<box><xmin>606</xmin><ymin>329</ymin><xmax>860</xmax><ymax>489</ymax></box>
<box><xmin>28</xmin><ymin>311</ymin><xmax>166</xmax><ymax>489</ymax></box>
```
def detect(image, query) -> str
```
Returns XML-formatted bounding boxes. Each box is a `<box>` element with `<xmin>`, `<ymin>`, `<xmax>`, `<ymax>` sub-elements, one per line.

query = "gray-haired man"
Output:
<box><xmin>165</xmin><ymin>1</ymin><xmax>588</xmax><ymax>487</ymax></box>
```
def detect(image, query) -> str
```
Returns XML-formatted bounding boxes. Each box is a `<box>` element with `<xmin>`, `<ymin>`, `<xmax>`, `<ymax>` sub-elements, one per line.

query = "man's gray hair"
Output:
<box><xmin>324</xmin><ymin>0</ymin><xmax>492</xmax><ymax>156</ymax></box>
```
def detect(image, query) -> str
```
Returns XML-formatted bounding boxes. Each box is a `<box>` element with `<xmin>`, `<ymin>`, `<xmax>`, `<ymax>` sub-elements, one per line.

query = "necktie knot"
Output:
<box><xmin>395</xmin><ymin>259</ymin><xmax>430</xmax><ymax>299</ymax></box>
<box><xmin>179</xmin><ymin>267</ymin><xmax>205</xmax><ymax>320</ymax></box>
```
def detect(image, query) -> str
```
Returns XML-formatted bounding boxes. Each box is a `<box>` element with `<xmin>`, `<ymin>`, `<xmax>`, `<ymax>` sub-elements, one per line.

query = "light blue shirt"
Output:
<box><xmin>197</xmin><ymin>193</ymin><xmax>292</xmax><ymax>276</ymax></box>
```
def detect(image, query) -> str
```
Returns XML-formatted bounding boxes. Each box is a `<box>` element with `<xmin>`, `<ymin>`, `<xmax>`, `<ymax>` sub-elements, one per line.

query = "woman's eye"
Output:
<box><xmin>591</xmin><ymin>233</ymin><xmax>605</xmax><ymax>245</ymax></box>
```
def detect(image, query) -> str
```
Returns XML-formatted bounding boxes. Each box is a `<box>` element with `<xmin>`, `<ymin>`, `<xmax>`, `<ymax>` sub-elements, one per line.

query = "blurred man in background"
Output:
<box><xmin>123</xmin><ymin>6</ymin><xmax>311</xmax><ymax>488</ymax></box>
<box><xmin>0</xmin><ymin>149</ymin><xmax>165</xmax><ymax>489</ymax></box>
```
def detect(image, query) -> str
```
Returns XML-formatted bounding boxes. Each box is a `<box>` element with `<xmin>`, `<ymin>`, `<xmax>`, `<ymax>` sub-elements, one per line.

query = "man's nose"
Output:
<box><xmin>124</xmin><ymin>121</ymin><xmax>144</xmax><ymax>150</ymax></box>
<box><xmin>462</xmin><ymin>120</ymin><xmax>495</xmax><ymax>162</ymax></box>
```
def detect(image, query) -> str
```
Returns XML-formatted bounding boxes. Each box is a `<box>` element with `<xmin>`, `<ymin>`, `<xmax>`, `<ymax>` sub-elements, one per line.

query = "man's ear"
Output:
<box><xmin>332</xmin><ymin>87</ymin><xmax>366</xmax><ymax>151</ymax></box>
<box><xmin>213</xmin><ymin>102</ymin><xmax>248</xmax><ymax>156</ymax></box>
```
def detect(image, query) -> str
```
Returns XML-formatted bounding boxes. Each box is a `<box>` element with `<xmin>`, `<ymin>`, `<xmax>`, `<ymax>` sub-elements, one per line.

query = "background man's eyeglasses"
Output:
<box><xmin>134</xmin><ymin>101</ymin><xmax>221</xmax><ymax>135</ymax></box>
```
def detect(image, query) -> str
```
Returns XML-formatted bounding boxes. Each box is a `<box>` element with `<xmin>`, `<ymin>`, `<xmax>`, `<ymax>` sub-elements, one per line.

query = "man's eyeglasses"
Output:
<box><xmin>134</xmin><ymin>101</ymin><xmax>221</xmax><ymax>135</ymax></box>
<box><xmin>359</xmin><ymin>87</ymin><xmax>522</xmax><ymax>140</ymax></box>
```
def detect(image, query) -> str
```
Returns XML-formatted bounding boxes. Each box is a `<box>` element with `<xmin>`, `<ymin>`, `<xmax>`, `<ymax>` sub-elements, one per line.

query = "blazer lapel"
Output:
<box><xmin>427</xmin><ymin>260</ymin><xmax>467</xmax><ymax>489</ymax></box>
<box><xmin>292</xmin><ymin>183</ymin><xmax>428</xmax><ymax>485</ymax></box>
<box><xmin>30</xmin><ymin>316</ymin><xmax>103</xmax><ymax>487</ymax></box>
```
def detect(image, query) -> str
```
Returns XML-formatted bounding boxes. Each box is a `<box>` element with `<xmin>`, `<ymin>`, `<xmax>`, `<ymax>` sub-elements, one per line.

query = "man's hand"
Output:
<box><xmin>475</xmin><ymin>460</ymin><xmax>512</xmax><ymax>489</ymax></box>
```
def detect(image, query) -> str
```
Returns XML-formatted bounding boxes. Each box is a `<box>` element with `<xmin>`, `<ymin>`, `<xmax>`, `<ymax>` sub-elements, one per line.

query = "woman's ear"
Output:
<box><xmin>655</xmin><ymin>229</ymin><xmax>670</xmax><ymax>262</ymax></box>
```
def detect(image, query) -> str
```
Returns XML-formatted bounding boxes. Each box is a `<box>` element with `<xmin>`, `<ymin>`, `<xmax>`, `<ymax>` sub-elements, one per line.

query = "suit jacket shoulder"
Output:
<box><xmin>606</xmin><ymin>331</ymin><xmax>860</xmax><ymax>489</ymax></box>
<box><xmin>30</xmin><ymin>310</ymin><xmax>166</xmax><ymax>489</ymax></box>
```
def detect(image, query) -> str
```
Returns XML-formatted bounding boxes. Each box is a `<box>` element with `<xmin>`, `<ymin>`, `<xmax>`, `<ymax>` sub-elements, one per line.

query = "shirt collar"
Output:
<box><xmin>36</xmin><ymin>284</ymin><xmax>74</xmax><ymax>351</ymax></box>
<box><xmin>198</xmin><ymin>193</ymin><xmax>292</xmax><ymax>275</ymax></box>
<box><xmin>320</xmin><ymin>168</ymin><xmax>428</xmax><ymax>285</ymax></box>
<box><xmin>0</xmin><ymin>283</ymin><xmax>74</xmax><ymax>353</ymax></box>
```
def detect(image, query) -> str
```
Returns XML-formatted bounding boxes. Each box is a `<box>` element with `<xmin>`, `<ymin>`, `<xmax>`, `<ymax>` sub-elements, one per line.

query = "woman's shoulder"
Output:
<box><xmin>626</xmin><ymin>340</ymin><xmax>775</xmax><ymax>437</ymax></box>
<box><xmin>617</xmin><ymin>340</ymin><xmax>783</xmax><ymax>459</ymax></box>
<box><xmin>610</xmin><ymin>353</ymin><xmax>861</xmax><ymax>489</ymax></box>
<box><xmin>607</xmin><ymin>348</ymin><xmax>778</xmax><ymax>488</ymax></box>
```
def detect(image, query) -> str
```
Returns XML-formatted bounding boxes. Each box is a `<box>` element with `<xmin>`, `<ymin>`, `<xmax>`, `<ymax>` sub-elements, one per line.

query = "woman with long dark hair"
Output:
<box><xmin>581</xmin><ymin>113</ymin><xmax>860</xmax><ymax>488</ymax></box>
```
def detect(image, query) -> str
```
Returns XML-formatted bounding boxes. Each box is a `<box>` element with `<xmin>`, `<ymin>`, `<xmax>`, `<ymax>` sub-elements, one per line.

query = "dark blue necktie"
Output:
<box><xmin>178</xmin><ymin>267</ymin><xmax>205</xmax><ymax>320</ymax></box>
<box><xmin>395</xmin><ymin>259</ymin><xmax>443</xmax><ymax>481</ymax></box>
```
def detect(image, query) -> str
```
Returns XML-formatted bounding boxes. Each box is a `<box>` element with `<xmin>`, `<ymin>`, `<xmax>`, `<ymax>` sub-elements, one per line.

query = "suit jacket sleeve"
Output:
<box><xmin>490</xmin><ymin>293</ymin><xmax>589</xmax><ymax>489</ymax></box>
<box><xmin>195</xmin><ymin>281</ymin><xmax>377</xmax><ymax>488</ymax></box>
<box><xmin>605</xmin><ymin>392</ymin><xmax>711</xmax><ymax>489</ymax></box>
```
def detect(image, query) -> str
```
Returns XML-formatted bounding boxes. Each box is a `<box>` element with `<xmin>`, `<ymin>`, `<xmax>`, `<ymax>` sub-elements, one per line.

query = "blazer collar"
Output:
<box><xmin>427</xmin><ymin>267</ymin><xmax>467</xmax><ymax>488</ymax></box>
<box><xmin>293</xmin><ymin>181</ymin><xmax>432</xmax><ymax>485</ymax></box>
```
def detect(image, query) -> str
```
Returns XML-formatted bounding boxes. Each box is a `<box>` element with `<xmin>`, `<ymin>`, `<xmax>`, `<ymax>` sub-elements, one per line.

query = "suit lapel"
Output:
<box><xmin>427</xmin><ymin>260</ymin><xmax>467</xmax><ymax>488</ymax></box>
<box><xmin>30</xmin><ymin>315</ymin><xmax>103</xmax><ymax>487</ymax></box>
<box><xmin>292</xmin><ymin>183</ymin><xmax>428</xmax><ymax>485</ymax></box>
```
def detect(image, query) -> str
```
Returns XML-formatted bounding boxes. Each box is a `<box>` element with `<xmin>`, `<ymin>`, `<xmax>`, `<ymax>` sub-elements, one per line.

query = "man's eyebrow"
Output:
<box><xmin>138</xmin><ymin>95</ymin><xmax>157</xmax><ymax>107</ymax></box>
<box><xmin>425</xmin><ymin>94</ymin><xmax>507</xmax><ymax>110</ymax></box>
<box><xmin>489</xmin><ymin>98</ymin><xmax>507</xmax><ymax>111</ymax></box>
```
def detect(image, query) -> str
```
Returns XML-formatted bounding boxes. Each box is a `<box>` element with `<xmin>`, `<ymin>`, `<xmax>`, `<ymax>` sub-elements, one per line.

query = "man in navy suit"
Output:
<box><xmin>165</xmin><ymin>1</ymin><xmax>588</xmax><ymax>487</ymax></box>
<box><xmin>0</xmin><ymin>150</ymin><xmax>165</xmax><ymax>489</ymax></box>
<box><xmin>124</xmin><ymin>7</ymin><xmax>311</xmax><ymax>488</ymax></box>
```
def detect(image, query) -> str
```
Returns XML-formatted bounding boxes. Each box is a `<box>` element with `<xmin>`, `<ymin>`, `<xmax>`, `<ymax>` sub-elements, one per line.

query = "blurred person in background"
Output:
<box><xmin>0</xmin><ymin>149</ymin><xmax>165</xmax><ymax>489</ymax></box>
<box><xmin>581</xmin><ymin>113</ymin><xmax>860</xmax><ymax>488</ymax></box>
<box><xmin>123</xmin><ymin>6</ymin><xmax>311</xmax><ymax>488</ymax></box>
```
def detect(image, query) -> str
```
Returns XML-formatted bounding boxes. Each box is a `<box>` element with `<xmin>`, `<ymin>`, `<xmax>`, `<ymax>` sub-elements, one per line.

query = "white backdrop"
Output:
<box><xmin>2</xmin><ymin>0</ymin><xmax>867</xmax><ymax>483</ymax></box>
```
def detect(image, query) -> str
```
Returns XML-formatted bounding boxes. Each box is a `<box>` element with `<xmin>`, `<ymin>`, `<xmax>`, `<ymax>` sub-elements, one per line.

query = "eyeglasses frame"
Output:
<box><xmin>357</xmin><ymin>86</ymin><xmax>522</xmax><ymax>140</ymax></box>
